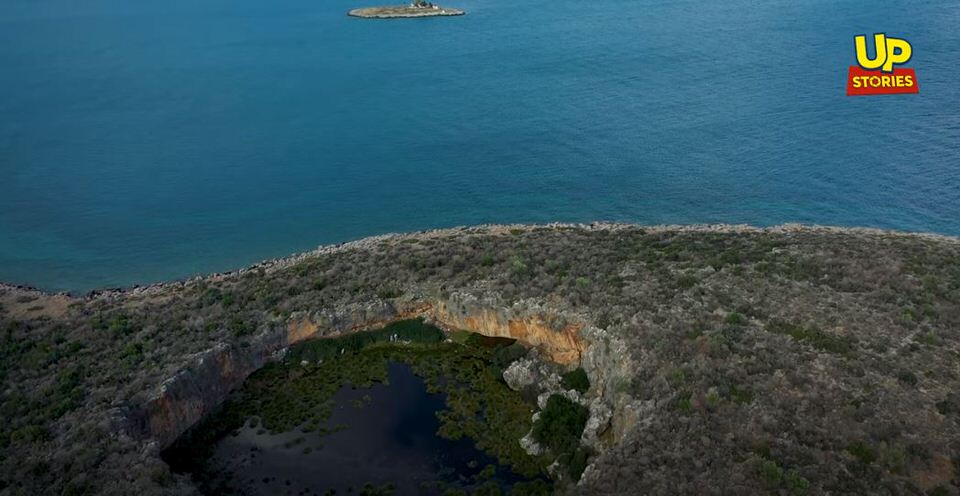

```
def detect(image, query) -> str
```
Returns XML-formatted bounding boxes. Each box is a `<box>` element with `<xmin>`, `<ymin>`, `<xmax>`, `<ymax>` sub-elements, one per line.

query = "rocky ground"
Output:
<box><xmin>1</xmin><ymin>223</ymin><xmax>959</xmax><ymax>495</ymax></box>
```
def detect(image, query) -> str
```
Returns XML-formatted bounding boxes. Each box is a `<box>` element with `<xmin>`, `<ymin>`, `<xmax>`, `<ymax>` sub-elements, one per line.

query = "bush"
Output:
<box><xmin>724</xmin><ymin>312</ymin><xmax>746</xmax><ymax>325</ymax></box>
<box><xmin>846</xmin><ymin>441</ymin><xmax>877</xmax><ymax>464</ymax></box>
<box><xmin>561</xmin><ymin>368</ymin><xmax>590</xmax><ymax>394</ymax></box>
<box><xmin>532</xmin><ymin>394</ymin><xmax>590</xmax><ymax>481</ymax></box>
<box><xmin>759</xmin><ymin>459</ymin><xmax>783</xmax><ymax>485</ymax></box>
<box><xmin>784</xmin><ymin>469</ymin><xmax>810</xmax><ymax>493</ymax></box>
<box><xmin>532</xmin><ymin>394</ymin><xmax>588</xmax><ymax>459</ymax></box>
<box><xmin>492</xmin><ymin>343</ymin><xmax>527</xmax><ymax>377</ymax></box>
<box><xmin>729</xmin><ymin>385</ymin><xmax>754</xmax><ymax>405</ymax></box>
<box><xmin>375</xmin><ymin>286</ymin><xmax>402</xmax><ymax>299</ymax></box>
<box><xmin>228</xmin><ymin>317</ymin><xmax>254</xmax><ymax>338</ymax></box>
<box><xmin>565</xmin><ymin>446</ymin><xmax>590</xmax><ymax>481</ymax></box>
<box><xmin>760</xmin><ymin>457</ymin><xmax>809</xmax><ymax>493</ymax></box>
<box><xmin>766</xmin><ymin>321</ymin><xmax>856</xmax><ymax>355</ymax></box>
<box><xmin>896</xmin><ymin>370</ymin><xmax>918</xmax><ymax>386</ymax></box>
<box><xmin>108</xmin><ymin>315</ymin><xmax>134</xmax><ymax>336</ymax></box>
<box><xmin>676</xmin><ymin>274</ymin><xmax>699</xmax><ymax>289</ymax></box>
<box><xmin>509</xmin><ymin>255</ymin><xmax>530</xmax><ymax>279</ymax></box>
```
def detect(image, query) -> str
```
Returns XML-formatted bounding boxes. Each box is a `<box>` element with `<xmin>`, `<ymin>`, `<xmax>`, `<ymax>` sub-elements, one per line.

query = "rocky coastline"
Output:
<box><xmin>348</xmin><ymin>5</ymin><xmax>464</xmax><ymax>18</ymax></box>
<box><xmin>2</xmin><ymin>223</ymin><xmax>959</xmax><ymax>495</ymax></box>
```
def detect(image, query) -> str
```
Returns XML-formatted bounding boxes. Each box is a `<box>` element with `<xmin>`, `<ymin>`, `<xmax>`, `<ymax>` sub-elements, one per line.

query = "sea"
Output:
<box><xmin>1</xmin><ymin>0</ymin><xmax>958</xmax><ymax>292</ymax></box>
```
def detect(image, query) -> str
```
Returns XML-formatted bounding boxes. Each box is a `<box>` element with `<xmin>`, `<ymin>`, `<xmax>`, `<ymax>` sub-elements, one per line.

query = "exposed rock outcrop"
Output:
<box><xmin>430</xmin><ymin>293</ymin><xmax>587</xmax><ymax>364</ymax></box>
<box><xmin>131</xmin><ymin>295</ymin><xmax>590</xmax><ymax>450</ymax></box>
<box><xmin>133</xmin><ymin>300</ymin><xmax>425</xmax><ymax>448</ymax></box>
<box><xmin>347</xmin><ymin>5</ymin><xmax>464</xmax><ymax>18</ymax></box>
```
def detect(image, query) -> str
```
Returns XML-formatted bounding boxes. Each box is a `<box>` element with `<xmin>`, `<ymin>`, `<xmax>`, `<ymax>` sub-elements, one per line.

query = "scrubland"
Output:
<box><xmin>1</xmin><ymin>223</ymin><xmax>958</xmax><ymax>495</ymax></box>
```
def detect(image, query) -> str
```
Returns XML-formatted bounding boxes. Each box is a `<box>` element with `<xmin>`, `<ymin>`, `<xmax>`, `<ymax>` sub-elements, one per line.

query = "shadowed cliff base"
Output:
<box><xmin>1</xmin><ymin>223</ymin><xmax>959</xmax><ymax>495</ymax></box>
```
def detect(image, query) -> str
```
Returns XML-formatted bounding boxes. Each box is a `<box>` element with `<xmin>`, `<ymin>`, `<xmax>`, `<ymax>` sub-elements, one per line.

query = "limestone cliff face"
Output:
<box><xmin>133</xmin><ymin>294</ymin><xmax>589</xmax><ymax>450</ymax></box>
<box><xmin>134</xmin><ymin>300</ymin><xmax>421</xmax><ymax>449</ymax></box>
<box><xmin>138</xmin><ymin>342</ymin><xmax>267</xmax><ymax>449</ymax></box>
<box><xmin>284</xmin><ymin>301</ymin><xmax>431</xmax><ymax>344</ymax></box>
<box><xmin>427</xmin><ymin>295</ymin><xmax>586</xmax><ymax>364</ymax></box>
<box><xmin>579</xmin><ymin>326</ymin><xmax>646</xmax><ymax>445</ymax></box>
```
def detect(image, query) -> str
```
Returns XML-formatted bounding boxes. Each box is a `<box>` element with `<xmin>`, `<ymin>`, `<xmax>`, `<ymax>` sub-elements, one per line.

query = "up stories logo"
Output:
<box><xmin>847</xmin><ymin>33</ymin><xmax>920</xmax><ymax>96</ymax></box>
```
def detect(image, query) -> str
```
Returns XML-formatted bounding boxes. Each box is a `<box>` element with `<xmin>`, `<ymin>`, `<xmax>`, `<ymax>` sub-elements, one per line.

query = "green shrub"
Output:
<box><xmin>228</xmin><ymin>317</ymin><xmax>254</xmax><ymax>338</ymax></box>
<box><xmin>108</xmin><ymin>315</ymin><xmax>134</xmax><ymax>336</ymax></box>
<box><xmin>766</xmin><ymin>321</ymin><xmax>856</xmax><ymax>355</ymax></box>
<box><xmin>759</xmin><ymin>457</ymin><xmax>808</xmax><ymax>494</ymax></box>
<box><xmin>565</xmin><ymin>446</ymin><xmax>590</xmax><ymax>481</ymax></box>
<box><xmin>376</xmin><ymin>286</ymin><xmax>402</xmax><ymax>299</ymax></box>
<box><xmin>676</xmin><ymin>274</ymin><xmax>699</xmax><ymax>289</ymax></box>
<box><xmin>492</xmin><ymin>343</ymin><xmax>527</xmax><ymax>377</ymax></box>
<box><xmin>846</xmin><ymin>441</ymin><xmax>877</xmax><ymax>464</ymax></box>
<box><xmin>724</xmin><ymin>312</ymin><xmax>746</xmax><ymax>325</ymax></box>
<box><xmin>760</xmin><ymin>459</ymin><xmax>783</xmax><ymax>485</ymax></box>
<box><xmin>705</xmin><ymin>390</ymin><xmax>720</xmax><ymax>408</ymax></box>
<box><xmin>729</xmin><ymin>385</ymin><xmax>754</xmax><ymax>405</ymax></box>
<box><xmin>561</xmin><ymin>368</ymin><xmax>590</xmax><ymax>394</ymax></box>
<box><xmin>918</xmin><ymin>331</ymin><xmax>941</xmax><ymax>346</ymax></box>
<box><xmin>509</xmin><ymin>256</ymin><xmax>530</xmax><ymax>279</ymax></box>
<box><xmin>508</xmin><ymin>480</ymin><xmax>552</xmax><ymax>495</ymax></box>
<box><xmin>897</xmin><ymin>370</ymin><xmax>918</xmax><ymax>386</ymax></box>
<box><xmin>784</xmin><ymin>469</ymin><xmax>810</xmax><ymax>493</ymax></box>
<box><xmin>531</xmin><ymin>394</ymin><xmax>590</xmax><ymax>482</ymax></box>
<box><xmin>121</xmin><ymin>342</ymin><xmax>143</xmax><ymax>360</ymax></box>
<box><xmin>532</xmin><ymin>394</ymin><xmax>588</xmax><ymax>457</ymax></box>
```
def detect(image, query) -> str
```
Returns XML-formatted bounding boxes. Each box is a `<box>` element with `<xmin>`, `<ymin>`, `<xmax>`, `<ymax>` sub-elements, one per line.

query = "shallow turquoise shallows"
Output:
<box><xmin>1</xmin><ymin>0</ymin><xmax>958</xmax><ymax>292</ymax></box>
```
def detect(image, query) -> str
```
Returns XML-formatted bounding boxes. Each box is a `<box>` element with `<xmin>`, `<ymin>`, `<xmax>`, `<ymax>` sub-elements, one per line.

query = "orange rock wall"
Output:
<box><xmin>428</xmin><ymin>301</ymin><xmax>586</xmax><ymax>364</ymax></box>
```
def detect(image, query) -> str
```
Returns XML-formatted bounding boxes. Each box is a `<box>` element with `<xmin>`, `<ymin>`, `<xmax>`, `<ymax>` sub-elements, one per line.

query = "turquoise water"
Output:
<box><xmin>1</xmin><ymin>0</ymin><xmax>958</xmax><ymax>292</ymax></box>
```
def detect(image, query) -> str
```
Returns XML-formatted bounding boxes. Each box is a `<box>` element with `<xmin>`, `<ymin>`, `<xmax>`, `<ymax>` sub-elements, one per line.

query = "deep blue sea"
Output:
<box><xmin>1</xmin><ymin>0</ymin><xmax>958</xmax><ymax>292</ymax></box>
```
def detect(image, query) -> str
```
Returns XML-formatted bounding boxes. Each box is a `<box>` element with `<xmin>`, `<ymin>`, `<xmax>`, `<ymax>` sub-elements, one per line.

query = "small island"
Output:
<box><xmin>349</xmin><ymin>0</ymin><xmax>464</xmax><ymax>18</ymax></box>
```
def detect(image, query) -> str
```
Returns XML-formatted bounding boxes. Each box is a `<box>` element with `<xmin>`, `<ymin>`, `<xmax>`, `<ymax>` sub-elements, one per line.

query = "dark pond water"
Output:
<box><xmin>178</xmin><ymin>362</ymin><xmax>529</xmax><ymax>495</ymax></box>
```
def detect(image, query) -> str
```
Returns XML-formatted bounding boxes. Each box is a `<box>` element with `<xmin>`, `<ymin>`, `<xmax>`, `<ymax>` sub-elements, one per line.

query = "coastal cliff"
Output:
<box><xmin>2</xmin><ymin>223</ymin><xmax>960</xmax><ymax>495</ymax></box>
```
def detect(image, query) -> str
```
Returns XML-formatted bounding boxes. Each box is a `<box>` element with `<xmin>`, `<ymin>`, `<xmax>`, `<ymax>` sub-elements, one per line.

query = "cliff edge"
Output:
<box><xmin>2</xmin><ymin>223</ymin><xmax>959</xmax><ymax>494</ymax></box>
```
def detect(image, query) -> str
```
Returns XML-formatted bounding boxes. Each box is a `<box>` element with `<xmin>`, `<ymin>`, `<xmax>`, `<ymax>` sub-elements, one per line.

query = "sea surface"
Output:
<box><xmin>1</xmin><ymin>0</ymin><xmax>958</xmax><ymax>292</ymax></box>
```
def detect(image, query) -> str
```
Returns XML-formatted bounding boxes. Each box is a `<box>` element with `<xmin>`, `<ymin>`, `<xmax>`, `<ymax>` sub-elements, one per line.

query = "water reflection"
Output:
<box><xmin>184</xmin><ymin>362</ymin><xmax>528</xmax><ymax>495</ymax></box>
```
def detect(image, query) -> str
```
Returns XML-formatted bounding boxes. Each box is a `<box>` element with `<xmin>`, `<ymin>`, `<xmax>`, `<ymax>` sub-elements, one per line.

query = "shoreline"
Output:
<box><xmin>2</xmin><ymin>222</ymin><xmax>959</xmax><ymax>298</ymax></box>
<box><xmin>4</xmin><ymin>219</ymin><xmax>960</xmax><ymax>494</ymax></box>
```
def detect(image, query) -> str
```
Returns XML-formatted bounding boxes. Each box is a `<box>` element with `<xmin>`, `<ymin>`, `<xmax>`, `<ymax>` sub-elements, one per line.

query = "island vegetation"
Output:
<box><xmin>348</xmin><ymin>0</ymin><xmax>464</xmax><ymax>19</ymax></box>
